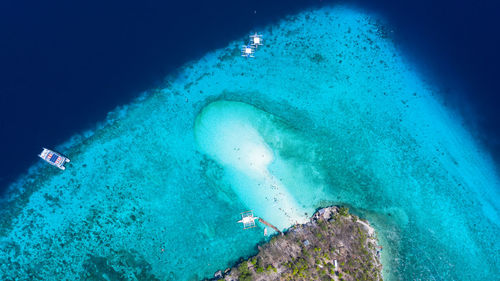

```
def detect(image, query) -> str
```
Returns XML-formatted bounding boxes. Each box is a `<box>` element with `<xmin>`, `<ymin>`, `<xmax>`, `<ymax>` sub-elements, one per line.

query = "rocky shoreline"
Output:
<box><xmin>208</xmin><ymin>206</ymin><xmax>383</xmax><ymax>281</ymax></box>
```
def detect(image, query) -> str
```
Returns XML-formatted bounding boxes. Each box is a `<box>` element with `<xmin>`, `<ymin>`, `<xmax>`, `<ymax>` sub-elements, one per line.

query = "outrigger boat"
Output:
<box><xmin>241</xmin><ymin>44</ymin><xmax>255</xmax><ymax>58</ymax></box>
<box><xmin>241</xmin><ymin>33</ymin><xmax>262</xmax><ymax>58</ymax></box>
<box><xmin>249</xmin><ymin>33</ymin><xmax>263</xmax><ymax>48</ymax></box>
<box><xmin>39</xmin><ymin>148</ymin><xmax>70</xmax><ymax>170</ymax></box>
<box><xmin>238</xmin><ymin>210</ymin><xmax>258</xmax><ymax>229</ymax></box>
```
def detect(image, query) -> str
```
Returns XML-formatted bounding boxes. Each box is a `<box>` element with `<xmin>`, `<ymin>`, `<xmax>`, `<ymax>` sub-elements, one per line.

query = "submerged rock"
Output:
<box><xmin>209</xmin><ymin>206</ymin><xmax>383</xmax><ymax>281</ymax></box>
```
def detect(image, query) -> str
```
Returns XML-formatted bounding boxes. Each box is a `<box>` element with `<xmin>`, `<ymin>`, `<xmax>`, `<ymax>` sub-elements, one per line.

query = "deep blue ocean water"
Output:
<box><xmin>1</xmin><ymin>2</ymin><xmax>500</xmax><ymax>280</ymax></box>
<box><xmin>1</xmin><ymin>0</ymin><xmax>500</xmax><ymax>192</ymax></box>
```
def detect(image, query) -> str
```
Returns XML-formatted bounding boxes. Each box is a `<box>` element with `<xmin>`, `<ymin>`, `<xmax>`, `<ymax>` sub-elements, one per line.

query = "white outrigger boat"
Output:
<box><xmin>249</xmin><ymin>33</ymin><xmax>263</xmax><ymax>48</ymax></box>
<box><xmin>241</xmin><ymin>44</ymin><xmax>255</xmax><ymax>58</ymax></box>
<box><xmin>39</xmin><ymin>148</ymin><xmax>70</xmax><ymax>170</ymax></box>
<box><xmin>238</xmin><ymin>210</ymin><xmax>258</xmax><ymax>229</ymax></box>
<box><xmin>241</xmin><ymin>33</ymin><xmax>262</xmax><ymax>58</ymax></box>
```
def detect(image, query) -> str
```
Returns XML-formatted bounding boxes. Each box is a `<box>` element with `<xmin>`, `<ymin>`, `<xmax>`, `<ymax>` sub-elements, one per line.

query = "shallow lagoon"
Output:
<box><xmin>1</xmin><ymin>6</ymin><xmax>499</xmax><ymax>280</ymax></box>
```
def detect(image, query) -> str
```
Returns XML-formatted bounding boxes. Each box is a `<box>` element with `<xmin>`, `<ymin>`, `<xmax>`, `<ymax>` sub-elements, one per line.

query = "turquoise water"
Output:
<box><xmin>1</xmin><ymin>6</ymin><xmax>500</xmax><ymax>280</ymax></box>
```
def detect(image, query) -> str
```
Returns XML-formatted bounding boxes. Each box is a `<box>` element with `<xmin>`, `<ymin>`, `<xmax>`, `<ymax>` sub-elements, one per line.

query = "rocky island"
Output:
<box><xmin>210</xmin><ymin>206</ymin><xmax>383</xmax><ymax>281</ymax></box>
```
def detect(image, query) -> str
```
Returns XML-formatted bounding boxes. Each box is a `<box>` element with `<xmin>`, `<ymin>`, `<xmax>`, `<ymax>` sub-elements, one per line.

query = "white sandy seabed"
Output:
<box><xmin>1</xmin><ymin>5</ymin><xmax>500</xmax><ymax>281</ymax></box>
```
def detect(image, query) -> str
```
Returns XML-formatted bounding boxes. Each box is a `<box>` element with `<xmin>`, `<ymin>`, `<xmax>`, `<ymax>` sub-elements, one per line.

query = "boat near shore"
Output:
<box><xmin>38</xmin><ymin>148</ymin><xmax>70</xmax><ymax>170</ymax></box>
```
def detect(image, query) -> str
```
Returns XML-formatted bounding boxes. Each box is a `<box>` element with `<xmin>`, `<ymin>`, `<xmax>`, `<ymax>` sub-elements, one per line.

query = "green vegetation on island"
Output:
<box><xmin>209</xmin><ymin>206</ymin><xmax>383</xmax><ymax>281</ymax></box>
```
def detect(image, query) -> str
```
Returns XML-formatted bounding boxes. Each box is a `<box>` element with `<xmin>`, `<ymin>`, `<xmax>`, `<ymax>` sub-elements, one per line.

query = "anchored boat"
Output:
<box><xmin>249</xmin><ymin>33</ymin><xmax>263</xmax><ymax>47</ymax></box>
<box><xmin>39</xmin><ymin>148</ymin><xmax>70</xmax><ymax>170</ymax></box>
<box><xmin>238</xmin><ymin>210</ymin><xmax>258</xmax><ymax>229</ymax></box>
<box><xmin>241</xmin><ymin>33</ymin><xmax>262</xmax><ymax>58</ymax></box>
<box><xmin>241</xmin><ymin>44</ymin><xmax>255</xmax><ymax>58</ymax></box>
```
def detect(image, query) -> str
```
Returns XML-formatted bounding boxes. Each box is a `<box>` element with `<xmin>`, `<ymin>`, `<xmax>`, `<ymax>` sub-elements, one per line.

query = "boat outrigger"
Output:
<box><xmin>241</xmin><ymin>44</ymin><xmax>255</xmax><ymax>58</ymax></box>
<box><xmin>241</xmin><ymin>33</ymin><xmax>262</xmax><ymax>58</ymax></box>
<box><xmin>238</xmin><ymin>210</ymin><xmax>258</xmax><ymax>229</ymax></box>
<box><xmin>39</xmin><ymin>148</ymin><xmax>70</xmax><ymax>170</ymax></box>
<box><xmin>249</xmin><ymin>33</ymin><xmax>263</xmax><ymax>48</ymax></box>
